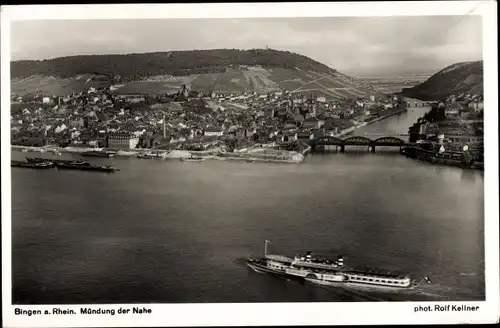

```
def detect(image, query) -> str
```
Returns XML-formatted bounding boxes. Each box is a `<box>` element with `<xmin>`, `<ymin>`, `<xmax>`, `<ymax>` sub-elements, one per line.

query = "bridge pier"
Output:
<box><xmin>371</xmin><ymin>145</ymin><xmax>376</xmax><ymax>153</ymax></box>
<box><xmin>340</xmin><ymin>145</ymin><xmax>345</xmax><ymax>153</ymax></box>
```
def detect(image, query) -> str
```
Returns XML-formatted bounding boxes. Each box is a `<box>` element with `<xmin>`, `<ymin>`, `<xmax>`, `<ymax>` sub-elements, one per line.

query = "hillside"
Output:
<box><xmin>400</xmin><ymin>61</ymin><xmax>483</xmax><ymax>101</ymax></box>
<box><xmin>11</xmin><ymin>49</ymin><xmax>379</xmax><ymax>100</ymax></box>
<box><xmin>11</xmin><ymin>49</ymin><xmax>336</xmax><ymax>80</ymax></box>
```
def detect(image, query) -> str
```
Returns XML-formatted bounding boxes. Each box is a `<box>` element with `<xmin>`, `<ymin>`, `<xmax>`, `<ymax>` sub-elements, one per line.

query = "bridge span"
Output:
<box><xmin>359</xmin><ymin>132</ymin><xmax>409</xmax><ymax>138</ymax></box>
<box><xmin>404</xmin><ymin>100</ymin><xmax>433</xmax><ymax>108</ymax></box>
<box><xmin>310</xmin><ymin>134</ymin><xmax>412</xmax><ymax>153</ymax></box>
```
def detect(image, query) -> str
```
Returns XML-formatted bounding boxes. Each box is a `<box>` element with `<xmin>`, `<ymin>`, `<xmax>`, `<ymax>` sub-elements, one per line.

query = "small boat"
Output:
<box><xmin>180</xmin><ymin>155</ymin><xmax>206</xmax><ymax>162</ymax></box>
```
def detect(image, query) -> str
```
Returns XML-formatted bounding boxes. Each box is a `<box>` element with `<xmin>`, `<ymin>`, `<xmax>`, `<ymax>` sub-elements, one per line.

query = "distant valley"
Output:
<box><xmin>358</xmin><ymin>74</ymin><xmax>432</xmax><ymax>94</ymax></box>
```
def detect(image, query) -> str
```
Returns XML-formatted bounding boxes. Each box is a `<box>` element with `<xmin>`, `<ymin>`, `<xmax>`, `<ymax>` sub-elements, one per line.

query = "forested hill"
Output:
<box><xmin>400</xmin><ymin>60</ymin><xmax>483</xmax><ymax>101</ymax></box>
<box><xmin>11</xmin><ymin>49</ymin><xmax>337</xmax><ymax>81</ymax></box>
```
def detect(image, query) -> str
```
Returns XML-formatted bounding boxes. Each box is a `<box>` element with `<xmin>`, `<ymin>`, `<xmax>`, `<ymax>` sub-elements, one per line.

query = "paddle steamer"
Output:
<box><xmin>248</xmin><ymin>241</ymin><xmax>426</xmax><ymax>289</ymax></box>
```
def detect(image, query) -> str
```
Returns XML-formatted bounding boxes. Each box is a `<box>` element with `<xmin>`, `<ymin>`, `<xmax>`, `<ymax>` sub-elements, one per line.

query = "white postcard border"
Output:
<box><xmin>1</xmin><ymin>1</ymin><xmax>498</xmax><ymax>327</ymax></box>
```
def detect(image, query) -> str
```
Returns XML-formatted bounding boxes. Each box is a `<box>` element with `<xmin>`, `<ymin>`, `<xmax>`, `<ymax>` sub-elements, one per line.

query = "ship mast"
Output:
<box><xmin>264</xmin><ymin>240</ymin><xmax>270</xmax><ymax>256</ymax></box>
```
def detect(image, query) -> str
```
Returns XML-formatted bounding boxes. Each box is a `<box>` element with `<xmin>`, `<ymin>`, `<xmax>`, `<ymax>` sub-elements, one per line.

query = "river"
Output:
<box><xmin>10</xmin><ymin>101</ymin><xmax>485</xmax><ymax>304</ymax></box>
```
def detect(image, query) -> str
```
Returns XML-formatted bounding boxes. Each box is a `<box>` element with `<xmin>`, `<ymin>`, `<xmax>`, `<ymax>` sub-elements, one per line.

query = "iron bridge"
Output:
<box><xmin>310</xmin><ymin>135</ymin><xmax>409</xmax><ymax>152</ymax></box>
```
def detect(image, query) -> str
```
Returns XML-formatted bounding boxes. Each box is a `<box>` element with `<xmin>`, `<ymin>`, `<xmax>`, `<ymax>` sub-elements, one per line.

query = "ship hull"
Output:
<box><xmin>344</xmin><ymin>281</ymin><xmax>412</xmax><ymax>289</ymax></box>
<box><xmin>26</xmin><ymin>157</ymin><xmax>90</xmax><ymax>165</ymax></box>
<box><xmin>305</xmin><ymin>278</ymin><xmax>412</xmax><ymax>289</ymax></box>
<box><xmin>137</xmin><ymin>155</ymin><xmax>159</xmax><ymax>159</ymax></box>
<box><xmin>180</xmin><ymin>158</ymin><xmax>206</xmax><ymax>162</ymax></box>
<box><xmin>305</xmin><ymin>278</ymin><xmax>344</xmax><ymax>286</ymax></box>
<box><xmin>81</xmin><ymin>152</ymin><xmax>115</xmax><ymax>158</ymax></box>
<box><xmin>55</xmin><ymin>164</ymin><xmax>117</xmax><ymax>173</ymax></box>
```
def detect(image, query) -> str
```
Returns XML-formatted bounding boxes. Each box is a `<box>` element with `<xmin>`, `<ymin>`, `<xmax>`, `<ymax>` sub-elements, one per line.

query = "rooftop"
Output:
<box><xmin>108</xmin><ymin>132</ymin><xmax>136</xmax><ymax>139</ymax></box>
<box><xmin>205</xmin><ymin>126</ymin><xmax>223</xmax><ymax>132</ymax></box>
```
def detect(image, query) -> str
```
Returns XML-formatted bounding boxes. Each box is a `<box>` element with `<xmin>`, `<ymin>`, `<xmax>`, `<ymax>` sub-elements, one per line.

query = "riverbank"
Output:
<box><xmin>335</xmin><ymin>107</ymin><xmax>407</xmax><ymax>137</ymax></box>
<box><xmin>367</xmin><ymin>108</ymin><xmax>408</xmax><ymax>125</ymax></box>
<box><xmin>11</xmin><ymin>145</ymin><xmax>182</xmax><ymax>158</ymax></box>
<box><xmin>11</xmin><ymin>145</ymin><xmax>305</xmax><ymax>164</ymax></box>
<box><xmin>218</xmin><ymin>149</ymin><xmax>304</xmax><ymax>163</ymax></box>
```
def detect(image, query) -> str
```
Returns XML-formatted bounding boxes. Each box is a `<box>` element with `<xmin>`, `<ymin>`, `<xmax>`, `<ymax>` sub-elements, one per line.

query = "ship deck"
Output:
<box><xmin>265</xmin><ymin>254</ymin><xmax>293</xmax><ymax>263</ymax></box>
<box><xmin>339</xmin><ymin>266</ymin><xmax>409</xmax><ymax>279</ymax></box>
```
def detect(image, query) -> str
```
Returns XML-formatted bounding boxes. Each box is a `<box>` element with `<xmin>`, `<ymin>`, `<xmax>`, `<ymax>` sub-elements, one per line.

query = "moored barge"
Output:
<box><xmin>180</xmin><ymin>155</ymin><xmax>206</xmax><ymax>162</ymax></box>
<box><xmin>13</xmin><ymin>158</ymin><xmax>119</xmax><ymax>173</ymax></box>
<box><xmin>11</xmin><ymin>160</ymin><xmax>55</xmax><ymax>169</ymax></box>
<box><xmin>81</xmin><ymin>150</ymin><xmax>116</xmax><ymax>158</ymax></box>
<box><xmin>26</xmin><ymin>157</ymin><xmax>90</xmax><ymax>165</ymax></box>
<box><xmin>400</xmin><ymin>146</ymin><xmax>476</xmax><ymax>169</ymax></box>
<box><xmin>55</xmin><ymin>162</ymin><xmax>118</xmax><ymax>173</ymax></box>
<box><xmin>137</xmin><ymin>153</ymin><xmax>161</xmax><ymax>159</ymax></box>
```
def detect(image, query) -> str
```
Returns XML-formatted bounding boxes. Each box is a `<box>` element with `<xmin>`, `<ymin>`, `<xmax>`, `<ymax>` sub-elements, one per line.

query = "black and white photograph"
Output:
<box><xmin>1</xmin><ymin>2</ymin><xmax>498</xmax><ymax>327</ymax></box>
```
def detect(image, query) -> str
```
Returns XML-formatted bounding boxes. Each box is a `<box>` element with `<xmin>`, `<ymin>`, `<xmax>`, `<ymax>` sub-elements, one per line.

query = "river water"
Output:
<box><xmin>11</xmin><ymin>102</ymin><xmax>485</xmax><ymax>304</ymax></box>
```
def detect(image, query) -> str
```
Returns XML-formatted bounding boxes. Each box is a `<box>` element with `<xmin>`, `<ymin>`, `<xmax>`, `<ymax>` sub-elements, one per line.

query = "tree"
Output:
<box><xmin>224</xmin><ymin>138</ymin><xmax>238</xmax><ymax>152</ymax></box>
<box><xmin>408</xmin><ymin>122</ymin><xmax>421</xmax><ymax>143</ymax></box>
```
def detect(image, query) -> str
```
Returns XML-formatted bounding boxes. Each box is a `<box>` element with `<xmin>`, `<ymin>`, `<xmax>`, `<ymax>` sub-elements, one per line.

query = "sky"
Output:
<box><xmin>10</xmin><ymin>16</ymin><xmax>483</xmax><ymax>77</ymax></box>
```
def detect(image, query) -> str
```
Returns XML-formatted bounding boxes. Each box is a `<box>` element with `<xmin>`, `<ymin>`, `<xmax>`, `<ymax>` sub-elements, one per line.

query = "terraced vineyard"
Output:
<box><xmin>114</xmin><ymin>82</ymin><xmax>182</xmax><ymax>94</ymax></box>
<box><xmin>114</xmin><ymin>67</ymin><xmax>380</xmax><ymax>100</ymax></box>
<box><xmin>11</xmin><ymin>49</ymin><xmax>382</xmax><ymax>100</ymax></box>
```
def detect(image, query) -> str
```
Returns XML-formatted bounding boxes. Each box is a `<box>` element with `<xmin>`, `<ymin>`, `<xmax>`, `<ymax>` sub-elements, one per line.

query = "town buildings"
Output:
<box><xmin>10</xmin><ymin>79</ymin><xmax>482</xmax><ymax>157</ymax></box>
<box><xmin>107</xmin><ymin>133</ymin><xmax>140</xmax><ymax>150</ymax></box>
